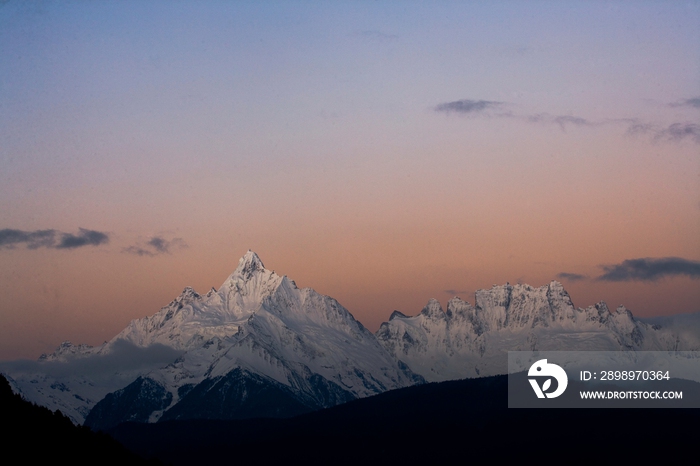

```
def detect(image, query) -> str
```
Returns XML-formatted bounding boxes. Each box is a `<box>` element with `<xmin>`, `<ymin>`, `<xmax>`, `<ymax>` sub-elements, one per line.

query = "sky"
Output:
<box><xmin>1</xmin><ymin>1</ymin><xmax>698</xmax><ymax>360</ymax></box>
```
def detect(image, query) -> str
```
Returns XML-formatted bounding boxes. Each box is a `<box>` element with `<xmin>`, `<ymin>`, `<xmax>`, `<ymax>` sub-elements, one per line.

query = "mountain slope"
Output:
<box><xmin>84</xmin><ymin>251</ymin><xmax>420</xmax><ymax>429</ymax></box>
<box><xmin>2</xmin><ymin>252</ymin><xmax>696</xmax><ymax>427</ymax></box>
<box><xmin>376</xmin><ymin>281</ymin><xmax>688</xmax><ymax>381</ymax></box>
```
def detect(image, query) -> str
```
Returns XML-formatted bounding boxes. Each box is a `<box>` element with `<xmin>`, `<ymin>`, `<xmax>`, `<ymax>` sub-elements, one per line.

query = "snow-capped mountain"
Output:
<box><xmin>376</xmin><ymin>281</ymin><xmax>690</xmax><ymax>382</ymax></box>
<box><xmin>84</xmin><ymin>251</ymin><xmax>421</xmax><ymax>429</ymax></box>
<box><xmin>2</xmin><ymin>252</ymin><xmax>697</xmax><ymax>427</ymax></box>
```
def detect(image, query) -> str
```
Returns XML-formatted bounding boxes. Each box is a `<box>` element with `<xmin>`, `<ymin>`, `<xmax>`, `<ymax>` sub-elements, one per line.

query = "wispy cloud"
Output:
<box><xmin>659</xmin><ymin>123</ymin><xmax>700</xmax><ymax>143</ymax></box>
<box><xmin>522</xmin><ymin>113</ymin><xmax>598</xmax><ymax>131</ymax></box>
<box><xmin>670</xmin><ymin>97</ymin><xmax>700</xmax><ymax>109</ymax></box>
<box><xmin>0</xmin><ymin>228</ymin><xmax>109</xmax><ymax>250</ymax></box>
<box><xmin>435</xmin><ymin>98</ymin><xmax>700</xmax><ymax>143</ymax></box>
<box><xmin>557</xmin><ymin>272</ymin><xmax>588</xmax><ymax>282</ymax></box>
<box><xmin>627</xmin><ymin>121</ymin><xmax>700</xmax><ymax>144</ymax></box>
<box><xmin>597</xmin><ymin>257</ymin><xmax>700</xmax><ymax>282</ymax></box>
<box><xmin>124</xmin><ymin>236</ymin><xmax>187</xmax><ymax>257</ymax></box>
<box><xmin>435</xmin><ymin>98</ymin><xmax>602</xmax><ymax>132</ymax></box>
<box><xmin>434</xmin><ymin>99</ymin><xmax>503</xmax><ymax>114</ymax></box>
<box><xmin>147</xmin><ymin>236</ymin><xmax>171</xmax><ymax>253</ymax></box>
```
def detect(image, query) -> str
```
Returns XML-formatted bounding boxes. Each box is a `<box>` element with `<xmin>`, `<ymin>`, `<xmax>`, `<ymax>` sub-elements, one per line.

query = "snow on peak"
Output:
<box><xmin>234</xmin><ymin>250</ymin><xmax>265</xmax><ymax>280</ymax></box>
<box><xmin>376</xmin><ymin>280</ymin><xmax>689</xmax><ymax>382</ymax></box>
<box><xmin>7</xmin><ymin>258</ymin><xmax>698</xmax><ymax>426</ymax></box>
<box><xmin>216</xmin><ymin>251</ymin><xmax>283</xmax><ymax>312</ymax></box>
<box><xmin>420</xmin><ymin>299</ymin><xmax>445</xmax><ymax>319</ymax></box>
<box><xmin>175</xmin><ymin>287</ymin><xmax>201</xmax><ymax>302</ymax></box>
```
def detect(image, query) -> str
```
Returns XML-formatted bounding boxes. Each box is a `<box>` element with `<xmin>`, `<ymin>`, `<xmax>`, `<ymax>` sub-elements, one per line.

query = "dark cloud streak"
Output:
<box><xmin>0</xmin><ymin>340</ymin><xmax>184</xmax><ymax>379</ymax></box>
<box><xmin>670</xmin><ymin>97</ymin><xmax>700</xmax><ymax>109</ymax></box>
<box><xmin>124</xmin><ymin>236</ymin><xmax>187</xmax><ymax>257</ymax></box>
<box><xmin>148</xmin><ymin>237</ymin><xmax>170</xmax><ymax>253</ymax></box>
<box><xmin>597</xmin><ymin>257</ymin><xmax>700</xmax><ymax>282</ymax></box>
<box><xmin>0</xmin><ymin>228</ymin><xmax>108</xmax><ymax>250</ymax></box>
<box><xmin>628</xmin><ymin>121</ymin><xmax>700</xmax><ymax>144</ymax></box>
<box><xmin>56</xmin><ymin>228</ymin><xmax>109</xmax><ymax>249</ymax></box>
<box><xmin>0</xmin><ymin>229</ymin><xmax>57</xmax><ymax>249</ymax></box>
<box><xmin>435</xmin><ymin>98</ymin><xmax>699</xmax><ymax>143</ymax></box>
<box><xmin>660</xmin><ymin>123</ymin><xmax>700</xmax><ymax>143</ymax></box>
<box><xmin>434</xmin><ymin>99</ymin><xmax>502</xmax><ymax>114</ymax></box>
<box><xmin>123</xmin><ymin>246</ymin><xmax>155</xmax><ymax>257</ymax></box>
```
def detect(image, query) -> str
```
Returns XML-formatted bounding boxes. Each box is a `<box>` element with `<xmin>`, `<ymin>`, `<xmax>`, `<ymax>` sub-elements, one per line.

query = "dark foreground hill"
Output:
<box><xmin>0</xmin><ymin>374</ymin><xmax>158</xmax><ymax>465</ymax></box>
<box><xmin>107</xmin><ymin>374</ymin><xmax>699</xmax><ymax>465</ymax></box>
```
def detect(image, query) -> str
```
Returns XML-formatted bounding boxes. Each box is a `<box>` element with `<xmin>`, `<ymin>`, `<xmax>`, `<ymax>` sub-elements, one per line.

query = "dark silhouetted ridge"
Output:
<box><xmin>0</xmin><ymin>374</ymin><xmax>160</xmax><ymax>465</ymax></box>
<box><xmin>107</xmin><ymin>374</ymin><xmax>699</xmax><ymax>465</ymax></box>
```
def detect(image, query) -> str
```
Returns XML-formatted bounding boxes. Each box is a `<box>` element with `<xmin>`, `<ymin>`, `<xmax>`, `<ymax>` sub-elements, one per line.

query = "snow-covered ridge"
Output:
<box><xmin>5</xmin><ymin>251</ymin><xmax>420</xmax><ymax>426</ymax></box>
<box><xmin>2</xmin><ymin>252</ymin><xmax>696</xmax><ymax>425</ymax></box>
<box><xmin>38</xmin><ymin>341</ymin><xmax>99</xmax><ymax>362</ymax></box>
<box><xmin>110</xmin><ymin>251</ymin><xmax>284</xmax><ymax>351</ymax></box>
<box><xmin>376</xmin><ymin>281</ymin><xmax>688</xmax><ymax>382</ymax></box>
<box><xmin>82</xmin><ymin>251</ymin><xmax>420</xmax><ymax>429</ymax></box>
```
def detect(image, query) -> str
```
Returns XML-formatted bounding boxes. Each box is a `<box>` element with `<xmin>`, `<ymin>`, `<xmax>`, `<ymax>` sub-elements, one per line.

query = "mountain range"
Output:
<box><xmin>2</xmin><ymin>251</ymin><xmax>697</xmax><ymax>428</ymax></box>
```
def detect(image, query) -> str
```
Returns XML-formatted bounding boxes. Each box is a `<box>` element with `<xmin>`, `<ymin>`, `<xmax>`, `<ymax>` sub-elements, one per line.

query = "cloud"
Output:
<box><xmin>626</xmin><ymin>120</ymin><xmax>655</xmax><ymax>136</ymax></box>
<box><xmin>0</xmin><ymin>340</ymin><xmax>184</xmax><ymax>381</ymax></box>
<box><xmin>56</xmin><ymin>228</ymin><xmax>109</xmax><ymax>249</ymax></box>
<box><xmin>435</xmin><ymin>100</ymin><xmax>601</xmax><ymax>132</ymax></box>
<box><xmin>597</xmin><ymin>257</ymin><xmax>700</xmax><ymax>282</ymax></box>
<box><xmin>658</xmin><ymin>123</ymin><xmax>700</xmax><ymax>143</ymax></box>
<box><xmin>523</xmin><ymin>113</ymin><xmax>597</xmax><ymax>131</ymax></box>
<box><xmin>434</xmin><ymin>98</ymin><xmax>602</xmax><ymax>130</ymax></box>
<box><xmin>124</xmin><ymin>236</ymin><xmax>187</xmax><ymax>257</ymax></box>
<box><xmin>434</xmin><ymin>99</ymin><xmax>503</xmax><ymax>114</ymax></box>
<box><xmin>148</xmin><ymin>236</ymin><xmax>170</xmax><ymax>253</ymax></box>
<box><xmin>123</xmin><ymin>246</ymin><xmax>155</xmax><ymax>257</ymax></box>
<box><xmin>0</xmin><ymin>228</ymin><xmax>109</xmax><ymax>250</ymax></box>
<box><xmin>434</xmin><ymin>98</ymin><xmax>597</xmax><ymax>127</ymax></box>
<box><xmin>639</xmin><ymin>312</ymin><xmax>700</xmax><ymax>349</ymax></box>
<box><xmin>670</xmin><ymin>97</ymin><xmax>700</xmax><ymax>109</ymax></box>
<box><xmin>435</xmin><ymin>99</ymin><xmax>699</xmax><ymax>143</ymax></box>
<box><xmin>556</xmin><ymin>272</ymin><xmax>587</xmax><ymax>282</ymax></box>
<box><xmin>627</xmin><ymin>121</ymin><xmax>700</xmax><ymax>144</ymax></box>
<box><xmin>683</xmin><ymin>97</ymin><xmax>700</xmax><ymax>108</ymax></box>
<box><xmin>0</xmin><ymin>229</ymin><xmax>56</xmax><ymax>249</ymax></box>
<box><xmin>552</xmin><ymin>115</ymin><xmax>593</xmax><ymax>128</ymax></box>
<box><xmin>444</xmin><ymin>289</ymin><xmax>470</xmax><ymax>295</ymax></box>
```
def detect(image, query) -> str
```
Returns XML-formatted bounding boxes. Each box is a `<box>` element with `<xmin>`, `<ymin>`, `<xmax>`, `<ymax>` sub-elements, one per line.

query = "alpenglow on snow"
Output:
<box><xmin>1</xmin><ymin>251</ymin><xmax>695</xmax><ymax>426</ymax></box>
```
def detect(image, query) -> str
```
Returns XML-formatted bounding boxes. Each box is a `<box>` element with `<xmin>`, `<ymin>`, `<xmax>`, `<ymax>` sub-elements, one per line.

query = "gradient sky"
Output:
<box><xmin>1</xmin><ymin>1</ymin><xmax>699</xmax><ymax>360</ymax></box>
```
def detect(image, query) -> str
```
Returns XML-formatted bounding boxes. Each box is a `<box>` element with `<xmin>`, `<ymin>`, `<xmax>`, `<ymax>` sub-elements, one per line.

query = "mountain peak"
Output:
<box><xmin>420</xmin><ymin>299</ymin><xmax>445</xmax><ymax>319</ymax></box>
<box><xmin>389</xmin><ymin>310</ymin><xmax>408</xmax><ymax>321</ymax></box>
<box><xmin>234</xmin><ymin>250</ymin><xmax>265</xmax><ymax>280</ymax></box>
